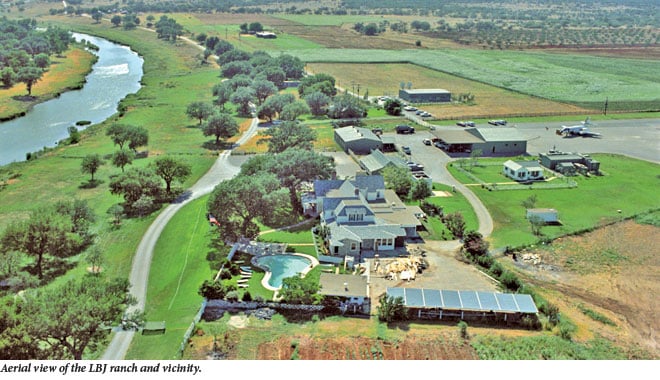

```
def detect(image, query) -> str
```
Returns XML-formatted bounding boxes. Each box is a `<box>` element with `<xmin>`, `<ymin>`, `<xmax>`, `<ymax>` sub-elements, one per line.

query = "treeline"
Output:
<box><xmin>0</xmin><ymin>17</ymin><xmax>73</xmax><ymax>95</ymax></box>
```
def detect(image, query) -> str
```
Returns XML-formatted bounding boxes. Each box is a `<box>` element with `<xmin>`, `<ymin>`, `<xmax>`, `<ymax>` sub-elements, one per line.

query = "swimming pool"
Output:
<box><xmin>252</xmin><ymin>254</ymin><xmax>317</xmax><ymax>290</ymax></box>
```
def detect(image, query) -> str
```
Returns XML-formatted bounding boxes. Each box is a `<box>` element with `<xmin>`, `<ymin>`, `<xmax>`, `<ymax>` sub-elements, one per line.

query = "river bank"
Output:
<box><xmin>0</xmin><ymin>46</ymin><xmax>97</xmax><ymax>122</ymax></box>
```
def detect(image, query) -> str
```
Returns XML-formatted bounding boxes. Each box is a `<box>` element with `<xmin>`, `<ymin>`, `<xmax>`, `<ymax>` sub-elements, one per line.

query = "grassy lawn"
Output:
<box><xmin>126</xmin><ymin>196</ymin><xmax>217</xmax><ymax>360</ymax></box>
<box><xmin>417</xmin><ymin>183</ymin><xmax>480</xmax><ymax>240</ymax></box>
<box><xmin>448</xmin><ymin>154</ymin><xmax>660</xmax><ymax>248</ymax></box>
<box><xmin>0</xmin><ymin>47</ymin><xmax>97</xmax><ymax>120</ymax></box>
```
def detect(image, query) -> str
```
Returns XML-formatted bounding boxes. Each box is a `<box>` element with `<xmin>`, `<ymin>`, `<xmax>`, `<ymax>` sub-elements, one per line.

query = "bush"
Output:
<box><xmin>241</xmin><ymin>291</ymin><xmax>252</xmax><ymax>302</ymax></box>
<box><xmin>558</xmin><ymin>319</ymin><xmax>576</xmax><ymax>340</ymax></box>
<box><xmin>499</xmin><ymin>270</ymin><xmax>522</xmax><ymax>292</ymax></box>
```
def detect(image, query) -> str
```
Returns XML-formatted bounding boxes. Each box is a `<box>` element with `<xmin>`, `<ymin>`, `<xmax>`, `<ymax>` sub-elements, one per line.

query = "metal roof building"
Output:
<box><xmin>387</xmin><ymin>288</ymin><xmax>538</xmax><ymax>322</ymax></box>
<box><xmin>399</xmin><ymin>89</ymin><xmax>451</xmax><ymax>103</ymax></box>
<box><xmin>431</xmin><ymin>127</ymin><xmax>527</xmax><ymax>155</ymax></box>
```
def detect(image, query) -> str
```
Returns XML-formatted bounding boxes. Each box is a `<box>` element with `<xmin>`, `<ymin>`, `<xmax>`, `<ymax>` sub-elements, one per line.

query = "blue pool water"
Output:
<box><xmin>254</xmin><ymin>254</ymin><xmax>312</xmax><ymax>289</ymax></box>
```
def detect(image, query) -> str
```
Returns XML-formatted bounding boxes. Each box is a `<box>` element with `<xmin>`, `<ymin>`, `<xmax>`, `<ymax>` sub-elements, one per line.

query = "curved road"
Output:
<box><xmin>102</xmin><ymin>113</ymin><xmax>259</xmax><ymax>360</ymax></box>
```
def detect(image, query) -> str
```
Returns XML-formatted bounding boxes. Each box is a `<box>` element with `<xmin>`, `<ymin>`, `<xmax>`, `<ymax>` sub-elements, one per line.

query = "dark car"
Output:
<box><xmin>396</xmin><ymin>125</ymin><xmax>415</xmax><ymax>134</ymax></box>
<box><xmin>401</xmin><ymin>146</ymin><xmax>411</xmax><ymax>155</ymax></box>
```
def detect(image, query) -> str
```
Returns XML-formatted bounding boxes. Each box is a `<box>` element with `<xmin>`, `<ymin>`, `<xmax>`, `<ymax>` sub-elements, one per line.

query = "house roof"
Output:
<box><xmin>334</xmin><ymin>126</ymin><xmax>381</xmax><ymax>143</ymax></box>
<box><xmin>504</xmin><ymin>160</ymin><xmax>543</xmax><ymax>171</ymax></box>
<box><xmin>314</xmin><ymin>179</ymin><xmax>345</xmax><ymax>197</ymax></box>
<box><xmin>319</xmin><ymin>273</ymin><xmax>368</xmax><ymax>298</ymax></box>
<box><xmin>359</xmin><ymin>150</ymin><xmax>408</xmax><ymax>173</ymax></box>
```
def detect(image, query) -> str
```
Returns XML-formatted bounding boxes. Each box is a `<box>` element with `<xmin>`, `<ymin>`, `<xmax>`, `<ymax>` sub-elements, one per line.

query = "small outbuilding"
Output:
<box><xmin>526</xmin><ymin>208</ymin><xmax>560</xmax><ymax>225</ymax></box>
<box><xmin>319</xmin><ymin>273</ymin><xmax>370</xmax><ymax>315</ymax></box>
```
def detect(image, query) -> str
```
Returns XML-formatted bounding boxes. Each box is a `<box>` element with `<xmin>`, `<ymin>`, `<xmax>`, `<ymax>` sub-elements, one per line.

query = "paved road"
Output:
<box><xmin>101</xmin><ymin>114</ymin><xmax>258</xmax><ymax>360</ymax></box>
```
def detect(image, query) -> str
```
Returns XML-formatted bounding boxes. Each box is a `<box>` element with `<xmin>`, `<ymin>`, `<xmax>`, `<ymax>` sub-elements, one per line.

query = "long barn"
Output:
<box><xmin>387</xmin><ymin>288</ymin><xmax>538</xmax><ymax>323</ymax></box>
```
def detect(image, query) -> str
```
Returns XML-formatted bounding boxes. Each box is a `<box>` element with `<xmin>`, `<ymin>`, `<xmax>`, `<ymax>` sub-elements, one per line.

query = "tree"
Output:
<box><xmin>261</xmin><ymin>121</ymin><xmax>317</xmax><ymax>153</ymax></box>
<box><xmin>54</xmin><ymin>199</ymin><xmax>96</xmax><ymax>245</ymax></box>
<box><xmin>207</xmin><ymin>173</ymin><xmax>288</xmax><ymax>242</ymax></box>
<box><xmin>298</xmin><ymin>73</ymin><xmax>336</xmax><ymax>97</ymax></box>
<box><xmin>410</xmin><ymin>180</ymin><xmax>432</xmax><ymax>202</ymax></box>
<box><xmin>17</xmin><ymin>65</ymin><xmax>43</xmax><ymax>96</ymax></box>
<box><xmin>265</xmin><ymin>149</ymin><xmax>335</xmax><ymax>214</ymax></box>
<box><xmin>257</xmin><ymin>93</ymin><xmax>295</xmax><ymax>122</ymax></box>
<box><xmin>220</xmin><ymin>60</ymin><xmax>252</xmax><ymax>79</ymax></box>
<box><xmin>462</xmin><ymin>230</ymin><xmax>489</xmax><ymax>256</ymax></box>
<box><xmin>280</xmin><ymin>101</ymin><xmax>310</xmax><ymax>121</ymax></box>
<box><xmin>364</xmin><ymin>23</ymin><xmax>379</xmax><ymax>36</ymax></box>
<box><xmin>91</xmin><ymin>10</ymin><xmax>103</xmax><ymax>23</ymax></box>
<box><xmin>382</xmin><ymin>165</ymin><xmax>413</xmax><ymax>198</ymax></box>
<box><xmin>444</xmin><ymin>212</ymin><xmax>467</xmax><ymax>239</ymax></box>
<box><xmin>377</xmin><ymin>294</ymin><xmax>407</xmax><ymax>322</ymax></box>
<box><xmin>33</xmin><ymin>53</ymin><xmax>50</xmax><ymax>69</ymax></box>
<box><xmin>155</xmin><ymin>16</ymin><xmax>183</xmax><ymax>42</ymax></box>
<box><xmin>18</xmin><ymin>276</ymin><xmax>136</xmax><ymax>359</ymax></box>
<box><xmin>528</xmin><ymin>214</ymin><xmax>545</xmax><ymax>236</ymax></box>
<box><xmin>0</xmin><ymin>67</ymin><xmax>17</xmax><ymax>88</ymax></box>
<box><xmin>327</xmin><ymin>94</ymin><xmax>367</xmax><ymax>119</ymax></box>
<box><xmin>230</xmin><ymin>86</ymin><xmax>255</xmax><ymax>116</ymax></box>
<box><xmin>81</xmin><ymin>154</ymin><xmax>103</xmax><ymax>182</ymax></box>
<box><xmin>521</xmin><ymin>194</ymin><xmax>538</xmax><ymax>209</ymax></box>
<box><xmin>109</xmin><ymin>167</ymin><xmax>162</xmax><ymax>213</ymax></box>
<box><xmin>186</xmin><ymin>101</ymin><xmax>213</xmax><ymax>125</ymax></box>
<box><xmin>106</xmin><ymin>123</ymin><xmax>132</xmax><ymax>149</ymax></box>
<box><xmin>202</xmin><ymin>112</ymin><xmax>239</xmax><ymax>145</ymax></box>
<box><xmin>469</xmin><ymin>149</ymin><xmax>483</xmax><ymax>170</ymax></box>
<box><xmin>127</xmin><ymin>125</ymin><xmax>149</xmax><ymax>153</ymax></box>
<box><xmin>304</xmin><ymin>91</ymin><xmax>331</xmax><ymax>116</ymax></box>
<box><xmin>152</xmin><ymin>156</ymin><xmax>192</xmax><ymax>194</ymax></box>
<box><xmin>110</xmin><ymin>15</ymin><xmax>122</xmax><ymax>27</ymax></box>
<box><xmin>274</xmin><ymin>54</ymin><xmax>305</xmax><ymax>80</ymax></box>
<box><xmin>250</xmin><ymin>79</ymin><xmax>277</xmax><ymax>105</ymax></box>
<box><xmin>248</xmin><ymin>22</ymin><xmax>264</xmax><ymax>33</ymax></box>
<box><xmin>384</xmin><ymin>98</ymin><xmax>403</xmax><ymax>116</ymax></box>
<box><xmin>111</xmin><ymin>149</ymin><xmax>134</xmax><ymax>173</ymax></box>
<box><xmin>85</xmin><ymin>246</ymin><xmax>103</xmax><ymax>275</ymax></box>
<box><xmin>212</xmin><ymin>81</ymin><xmax>233</xmax><ymax>110</ymax></box>
<box><xmin>0</xmin><ymin>211</ymin><xmax>74</xmax><ymax>280</ymax></box>
<box><xmin>278</xmin><ymin>275</ymin><xmax>322</xmax><ymax>305</ymax></box>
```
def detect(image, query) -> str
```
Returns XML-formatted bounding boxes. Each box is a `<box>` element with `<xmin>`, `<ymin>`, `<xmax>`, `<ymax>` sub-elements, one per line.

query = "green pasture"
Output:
<box><xmin>272</xmin><ymin>14</ymin><xmax>404</xmax><ymax>26</ymax></box>
<box><xmin>278</xmin><ymin>48</ymin><xmax>660</xmax><ymax>106</ymax></box>
<box><xmin>126</xmin><ymin>196</ymin><xmax>216</xmax><ymax>360</ymax></box>
<box><xmin>448</xmin><ymin>154</ymin><xmax>660</xmax><ymax>248</ymax></box>
<box><xmin>418</xmin><ymin>183</ymin><xmax>480</xmax><ymax>240</ymax></box>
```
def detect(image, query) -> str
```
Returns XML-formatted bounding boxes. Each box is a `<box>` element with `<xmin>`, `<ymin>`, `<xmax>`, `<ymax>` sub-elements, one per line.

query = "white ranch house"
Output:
<box><xmin>503</xmin><ymin>160</ymin><xmax>544</xmax><ymax>181</ymax></box>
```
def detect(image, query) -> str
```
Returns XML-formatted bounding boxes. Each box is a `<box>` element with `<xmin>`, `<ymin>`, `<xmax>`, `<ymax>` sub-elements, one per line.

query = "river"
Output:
<box><xmin>0</xmin><ymin>33</ymin><xmax>144</xmax><ymax>166</ymax></box>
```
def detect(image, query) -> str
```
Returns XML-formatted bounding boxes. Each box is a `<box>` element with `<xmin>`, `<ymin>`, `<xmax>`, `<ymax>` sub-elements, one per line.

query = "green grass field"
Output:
<box><xmin>125</xmin><ymin>196</ymin><xmax>216</xmax><ymax>360</ymax></box>
<box><xmin>283</xmin><ymin>48</ymin><xmax>660</xmax><ymax>108</ymax></box>
<box><xmin>448</xmin><ymin>154</ymin><xmax>660</xmax><ymax>248</ymax></box>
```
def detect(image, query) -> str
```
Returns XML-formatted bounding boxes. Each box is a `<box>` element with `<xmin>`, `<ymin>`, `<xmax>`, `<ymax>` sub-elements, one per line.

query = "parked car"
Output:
<box><xmin>404</xmin><ymin>106</ymin><xmax>417</xmax><ymax>112</ymax></box>
<box><xmin>457</xmin><ymin>121</ymin><xmax>475</xmax><ymax>127</ymax></box>
<box><xmin>423</xmin><ymin>138</ymin><xmax>432</xmax><ymax>145</ymax></box>
<box><xmin>488</xmin><ymin>119</ymin><xmax>507</xmax><ymax>126</ymax></box>
<box><xmin>421</xmin><ymin>112</ymin><xmax>432</xmax><ymax>118</ymax></box>
<box><xmin>372</xmin><ymin>128</ymin><xmax>383</xmax><ymax>135</ymax></box>
<box><xmin>401</xmin><ymin>146</ymin><xmax>411</xmax><ymax>155</ymax></box>
<box><xmin>434</xmin><ymin>141</ymin><xmax>447</xmax><ymax>149</ymax></box>
<box><xmin>395</xmin><ymin>125</ymin><xmax>415</xmax><ymax>134</ymax></box>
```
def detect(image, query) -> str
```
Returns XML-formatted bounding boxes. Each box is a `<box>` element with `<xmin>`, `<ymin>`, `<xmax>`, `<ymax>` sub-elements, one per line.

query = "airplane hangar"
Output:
<box><xmin>431</xmin><ymin>127</ymin><xmax>528</xmax><ymax>155</ymax></box>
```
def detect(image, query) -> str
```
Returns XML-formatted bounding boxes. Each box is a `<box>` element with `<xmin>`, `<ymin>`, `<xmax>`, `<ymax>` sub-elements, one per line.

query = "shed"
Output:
<box><xmin>526</xmin><ymin>208</ymin><xmax>560</xmax><ymax>224</ymax></box>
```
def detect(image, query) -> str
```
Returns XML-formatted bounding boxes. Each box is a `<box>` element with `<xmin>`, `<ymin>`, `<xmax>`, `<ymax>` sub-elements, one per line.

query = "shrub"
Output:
<box><xmin>499</xmin><ymin>270</ymin><xmax>522</xmax><ymax>292</ymax></box>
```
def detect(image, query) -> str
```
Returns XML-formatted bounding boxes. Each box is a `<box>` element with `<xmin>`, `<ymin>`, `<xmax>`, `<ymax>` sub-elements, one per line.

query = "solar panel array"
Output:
<box><xmin>386</xmin><ymin>288</ymin><xmax>538</xmax><ymax>314</ymax></box>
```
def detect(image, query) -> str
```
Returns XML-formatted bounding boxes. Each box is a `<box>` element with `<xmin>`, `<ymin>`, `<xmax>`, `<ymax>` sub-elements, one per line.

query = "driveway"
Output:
<box><xmin>102</xmin><ymin>114</ymin><xmax>259</xmax><ymax>360</ymax></box>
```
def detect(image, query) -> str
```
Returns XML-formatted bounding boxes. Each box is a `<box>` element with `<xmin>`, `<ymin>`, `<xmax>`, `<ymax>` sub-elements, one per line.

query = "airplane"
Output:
<box><xmin>555</xmin><ymin>117</ymin><xmax>602</xmax><ymax>138</ymax></box>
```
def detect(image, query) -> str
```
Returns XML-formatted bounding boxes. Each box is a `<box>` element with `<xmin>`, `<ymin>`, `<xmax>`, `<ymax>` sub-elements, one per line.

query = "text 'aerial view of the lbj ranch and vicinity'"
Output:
<box><xmin>0</xmin><ymin>0</ymin><xmax>659</xmax><ymax>364</ymax></box>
